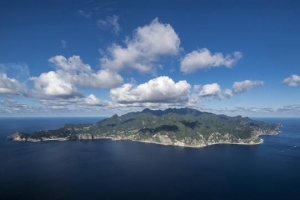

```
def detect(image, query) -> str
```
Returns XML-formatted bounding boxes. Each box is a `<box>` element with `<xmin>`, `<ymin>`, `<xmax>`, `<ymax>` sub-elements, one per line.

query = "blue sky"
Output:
<box><xmin>0</xmin><ymin>0</ymin><xmax>300</xmax><ymax>117</ymax></box>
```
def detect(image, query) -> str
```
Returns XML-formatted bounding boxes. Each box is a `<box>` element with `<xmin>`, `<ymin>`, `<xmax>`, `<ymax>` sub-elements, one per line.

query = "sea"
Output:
<box><xmin>0</xmin><ymin>117</ymin><xmax>300</xmax><ymax>200</ymax></box>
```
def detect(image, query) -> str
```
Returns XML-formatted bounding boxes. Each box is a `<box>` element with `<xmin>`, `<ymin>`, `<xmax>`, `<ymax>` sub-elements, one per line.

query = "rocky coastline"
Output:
<box><xmin>7</xmin><ymin>108</ymin><xmax>281</xmax><ymax>148</ymax></box>
<box><xmin>7</xmin><ymin>124</ymin><xmax>280</xmax><ymax>148</ymax></box>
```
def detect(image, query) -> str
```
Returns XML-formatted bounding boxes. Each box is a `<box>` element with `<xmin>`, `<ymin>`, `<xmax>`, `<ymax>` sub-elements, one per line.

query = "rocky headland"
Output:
<box><xmin>7</xmin><ymin>108</ymin><xmax>281</xmax><ymax>148</ymax></box>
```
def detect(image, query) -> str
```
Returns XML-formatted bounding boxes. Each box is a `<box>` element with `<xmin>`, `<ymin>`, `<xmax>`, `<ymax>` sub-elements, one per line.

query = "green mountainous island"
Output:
<box><xmin>7</xmin><ymin>108</ymin><xmax>281</xmax><ymax>147</ymax></box>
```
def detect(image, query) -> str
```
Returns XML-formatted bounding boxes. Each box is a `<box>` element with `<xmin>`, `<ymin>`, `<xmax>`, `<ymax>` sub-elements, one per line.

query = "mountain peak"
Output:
<box><xmin>141</xmin><ymin>107</ymin><xmax>204</xmax><ymax>116</ymax></box>
<box><xmin>8</xmin><ymin>107</ymin><xmax>280</xmax><ymax>148</ymax></box>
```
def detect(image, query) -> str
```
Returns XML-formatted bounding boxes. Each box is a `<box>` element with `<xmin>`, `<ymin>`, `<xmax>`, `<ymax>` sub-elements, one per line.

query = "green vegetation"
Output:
<box><xmin>9</xmin><ymin>108</ymin><xmax>280</xmax><ymax>146</ymax></box>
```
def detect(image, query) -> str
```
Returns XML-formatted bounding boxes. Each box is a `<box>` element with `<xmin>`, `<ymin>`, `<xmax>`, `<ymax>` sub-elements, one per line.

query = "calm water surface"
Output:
<box><xmin>0</xmin><ymin>117</ymin><xmax>300</xmax><ymax>200</ymax></box>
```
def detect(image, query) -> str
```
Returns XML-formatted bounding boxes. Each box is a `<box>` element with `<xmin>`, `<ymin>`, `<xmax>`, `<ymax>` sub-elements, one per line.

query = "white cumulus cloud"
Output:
<box><xmin>85</xmin><ymin>94</ymin><xmax>110</xmax><ymax>106</ymax></box>
<box><xmin>110</xmin><ymin>76</ymin><xmax>190</xmax><ymax>104</ymax></box>
<box><xmin>100</xmin><ymin>18</ymin><xmax>180</xmax><ymax>73</ymax></box>
<box><xmin>232</xmin><ymin>80</ymin><xmax>264</xmax><ymax>94</ymax></box>
<box><xmin>180</xmin><ymin>48</ymin><xmax>242</xmax><ymax>73</ymax></box>
<box><xmin>31</xmin><ymin>55</ymin><xmax>123</xmax><ymax>98</ymax></box>
<box><xmin>282</xmin><ymin>74</ymin><xmax>300</xmax><ymax>86</ymax></box>
<box><xmin>0</xmin><ymin>73</ymin><xmax>26</xmax><ymax>95</ymax></box>
<box><xmin>30</xmin><ymin>71</ymin><xmax>81</xmax><ymax>98</ymax></box>
<box><xmin>72</xmin><ymin>70</ymin><xmax>123</xmax><ymax>89</ymax></box>
<box><xmin>48</xmin><ymin>55</ymin><xmax>91</xmax><ymax>72</ymax></box>
<box><xmin>48</xmin><ymin>55</ymin><xmax>123</xmax><ymax>89</ymax></box>
<box><xmin>199</xmin><ymin>83</ymin><xmax>221</xmax><ymax>98</ymax></box>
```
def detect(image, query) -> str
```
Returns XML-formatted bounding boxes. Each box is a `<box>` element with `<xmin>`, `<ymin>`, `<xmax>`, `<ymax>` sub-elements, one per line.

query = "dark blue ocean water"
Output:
<box><xmin>0</xmin><ymin>117</ymin><xmax>300</xmax><ymax>200</ymax></box>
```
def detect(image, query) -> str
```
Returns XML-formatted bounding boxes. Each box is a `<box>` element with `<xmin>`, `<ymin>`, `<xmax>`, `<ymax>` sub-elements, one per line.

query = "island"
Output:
<box><xmin>7</xmin><ymin>108</ymin><xmax>281</xmax><ymax>147</ymax></box>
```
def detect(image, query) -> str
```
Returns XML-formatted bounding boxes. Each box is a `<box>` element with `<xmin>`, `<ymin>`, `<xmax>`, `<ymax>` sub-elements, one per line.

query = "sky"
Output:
<box><xmin>0</xmin><ymin>0</ymin><xmax>300</xmax><ymax>117</ymax></box>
